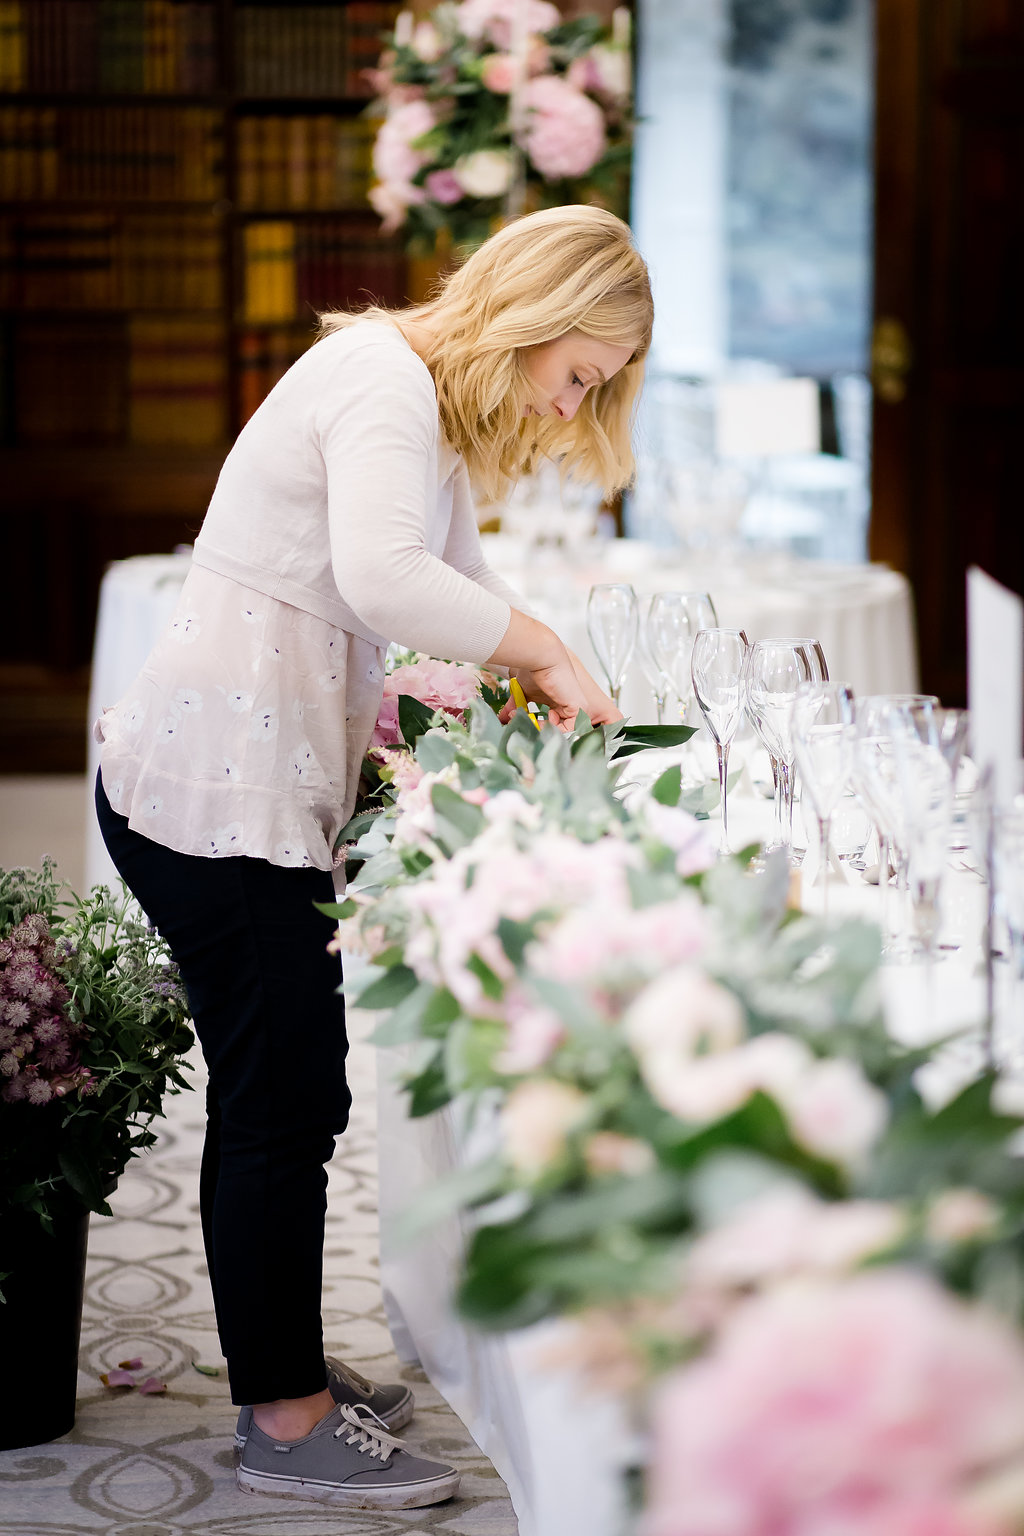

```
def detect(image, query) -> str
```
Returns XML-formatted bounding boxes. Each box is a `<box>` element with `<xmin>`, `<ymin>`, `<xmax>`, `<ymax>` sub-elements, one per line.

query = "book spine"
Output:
<box><xmin>0</xmin><ymin>3</ymin><xmax>25</xmax><ymax>93</ymax></box>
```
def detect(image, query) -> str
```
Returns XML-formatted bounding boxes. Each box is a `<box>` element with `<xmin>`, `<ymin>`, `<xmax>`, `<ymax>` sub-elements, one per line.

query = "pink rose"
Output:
<box><xmin>425</xmin><ymin>167</ymin><xmax>464</xmax><ymax>205</ymax></box>
<box><xmin>456</xmin><ymin>0</ymin><xmax>560</xmax><ymax>50</ymax></box>
<box><xmin>567</xmin><ymin>44</ymin><xmax>631</xmax><ymax>102</ymax></box>
<box><xmin>516</xmin><ymin>74</ymin><xmax>607</xmax><ymax>180</ymax></box>
<box><xmin>644</xmin><ymin>1271</ymin><xmax>1024</xmax><ymax>1536</ymax></box>
<box><xmin>497</xmin><ymin>990</ymin><xmax>565</xmax><ymax>1073</ymax></box>
<box><xmin>368</xmin><ymin>178</ymin><xmax>426</xmax><ymax>235</ymax></box>
<box><xmin>372</xmin><ymin>100</ymin><xmax>436</xmax><ymax>185</ymax></box>
<box><xmin>480</xmin><ymin>51</ymin><xmax>524</xmax><ymax>93</ymax></box>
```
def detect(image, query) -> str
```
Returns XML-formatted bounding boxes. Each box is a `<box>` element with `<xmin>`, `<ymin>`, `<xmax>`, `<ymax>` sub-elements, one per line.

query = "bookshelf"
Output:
<box><xmin>0</xmin><ymin>0</ymin><xmax>405</xmax><ymax>771</ymax></box>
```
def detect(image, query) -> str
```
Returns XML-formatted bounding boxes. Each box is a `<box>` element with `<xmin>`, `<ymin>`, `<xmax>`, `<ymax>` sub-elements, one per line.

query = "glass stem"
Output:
<box><xmin>818</xmin><ymin>815</ymin><xmax>831</xmax><ymax>921</ymax></box>
<box><xmin>654</xmin><ymin>693</ymin><xmax>665</xmax><ymax>726</ymax></box>
<box><xmin>717</xmin><ymin>741</ymin><xmax>731</xmax><ymax>856</ymax></box>
<box><xmin>770</xmin><ymin>756</ymin><xmax>783</xmax><ymax>847</ymax></box>
<box><xmin>779</xmin><ymin>760</ymin><xmax>795</xmax><ymax>851</ymax></box>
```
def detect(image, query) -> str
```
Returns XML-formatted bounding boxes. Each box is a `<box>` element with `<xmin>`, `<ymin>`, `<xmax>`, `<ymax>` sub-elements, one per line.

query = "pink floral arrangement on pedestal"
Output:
<box><xmin>366</xmin><ymin>0</ymin><xmax>634</xmax><ymax>252</ymax></box>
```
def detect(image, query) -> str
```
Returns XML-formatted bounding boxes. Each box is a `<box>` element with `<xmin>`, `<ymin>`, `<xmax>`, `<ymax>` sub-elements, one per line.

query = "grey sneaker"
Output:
<box><xmin>234</xmin><ymin>1356</ymin><xmax>414</xmax><ymax>1449</ymax></box>
<box><xmin>236</xmin><ymin>1401</ymin><xmax>460</xmax><ymax>1508</ymax></box>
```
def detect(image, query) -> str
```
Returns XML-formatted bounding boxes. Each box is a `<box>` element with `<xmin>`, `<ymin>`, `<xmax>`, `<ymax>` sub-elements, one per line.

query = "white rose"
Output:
<box><xmin>501</xmin><ymin>1079</ymin><xmax>589</xmax><ymax>1179</ymax></box>
<box><xmin>926</xmin><ymin>1188</ymin><xmax>1000</xmax><ymax>1244</ymax></box>
<box><xmin>624</xmin><ymin>966</ymin><xmax>747</xmax><ymax>1122</ymax></box>
<box><xmin>780</xmin><ymin>1056</ymin><xmax>889</xmax><ymax>1167</ymax></box>
<box><xmin>453</xmin><ymin>148</ymin><xmax>515</xmax><ymax>198</ymax></box>
<box><xmin>412</xmin><ymin>19</ymin><xmax>442</xmax><ymax>60</ymax></box>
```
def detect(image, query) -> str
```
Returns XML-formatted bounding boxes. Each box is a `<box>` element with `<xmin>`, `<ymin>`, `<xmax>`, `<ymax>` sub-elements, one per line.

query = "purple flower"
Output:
<box><xmin>0</xmin><ymin>1051</ymin><xmax>19</xmax><ymax>1077</ymax></box>
<box><xmin>0</xmin><ymin>1024</ymin><xmax>15</xmax><ymax>1049</ymax></box>
<box><xmin>37</xmin><ymin>1041</ymin><xmax>71</xmax><ymax>1071</ymax></box>
<box><xmin>27</xmin><ymin>1076</ymin><xmax>53</xmax><ymax>1105</ymax></box>
<box><xmin>33</xmin><ymin>1014</ymin><xmax>63</xmax><ymax>1044</ymax></box>
<box><xmin>7</xmin><ymin>966</ymin><xmax>36</xmax><ymax>998</ymax></box>
<box><xmin>425</xmin><ymin>167</ymin><xmax>464</xmax><ymax>205</ymax></box>
<box><xmin>2</xmin><ymin>1073</ymin><xmax>29</xmax><ymax>1102</ymax></box>
<box><xmin>3</xmin><ymin>999</ymin><xmax>31</xmax><ymax>1029</ymax></box>
<box><xmin>27</xmin><ymin>972</ymin><xmax>54</xmax><ymax>1007</ymax></box>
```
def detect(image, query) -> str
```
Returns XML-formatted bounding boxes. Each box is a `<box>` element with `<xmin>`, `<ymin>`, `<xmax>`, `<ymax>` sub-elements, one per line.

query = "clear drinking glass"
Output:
<box><xmin>993</xmin><ymin>767</ymin><xmax>1024</xmax><ymax>1067</ymax></box>
<box><xmin>586</xmin><ymin>583</ymin><xmax>638</xmax><ymax>707</ymax></box>
<box><xmin>646</xmin><ymin>591</ymin><xmax>718</xmax><ymax>724</ymax></box>
<box><xmin>791</xmin><ymin>681</ymin><xmax>856</xmax><ymax>918</ymax></box>
<box><xmin>691</xmin><ymin>627</ymin><xmax>749</xmax><ymax>856</ymax></box>
<box><xmin>743</xmin><ymin>638</ymin><xmax>827</xmax><ymax>859</ymax></box>
<box><xmin>852</xmin><ymin>694</ymin><xmax>940</xmax><ymax>958</ymax></box>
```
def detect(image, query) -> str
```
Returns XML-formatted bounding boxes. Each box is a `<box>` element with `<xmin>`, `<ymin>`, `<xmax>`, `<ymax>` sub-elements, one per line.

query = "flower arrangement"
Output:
<box><xmin>328</xmin><ymin>659</ymin><xmax>1024</xmax><ymax>1532</ymax></box>
<box><xmin>367</xmin><ymin>1</ymin><xmax>634</xmax><ymax>251</ymax></box>
<box><xmin>0</xmin><ymin>860</ymin><xmax>194</xmax><ymax>1236</ymax></box>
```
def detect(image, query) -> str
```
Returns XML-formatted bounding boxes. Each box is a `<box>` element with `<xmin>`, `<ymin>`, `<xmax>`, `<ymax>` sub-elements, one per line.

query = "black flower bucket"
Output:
<box><xmin>0</xmin><ymin>1197</ymin><xmax>91</xmax><ymax>1450</ymax></box>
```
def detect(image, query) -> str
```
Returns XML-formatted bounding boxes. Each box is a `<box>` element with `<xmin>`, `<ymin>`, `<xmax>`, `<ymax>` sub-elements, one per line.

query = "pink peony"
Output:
<box><xmin>516</xmin><ymin>74</ymin><xmax>607</xmax><ymax>180</ymax></box>
<box><xmin>425</xmin><ymin>167</ymin><xmax>464</xmax><ymax>205</ymax></box>
<box><xmin>456</xmin><ymin>0</ymin><xmax>560</xmax><ymax>50</ymax></box>
<box><xmin>372</xmin><ymin>100</ymin><xmax>437</xmax><ymax>186</ymax></box>
<box><xmin>644</xmin><ymin>1270</ymin><xmax>1024</xmax><ymax>1536</ymax></box>
<box><xmin>497</xmin><ymin>991</ymin><xmax>565</xmax><ymax>1074</ymax></box>
<box><xmin>567</xmin><ymin>44</ymin><xmax>631</xmax><ymax>102</ymax></box>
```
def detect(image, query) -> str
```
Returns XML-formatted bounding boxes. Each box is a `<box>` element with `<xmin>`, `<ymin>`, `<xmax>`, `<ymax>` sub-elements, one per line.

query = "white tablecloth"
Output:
<box><xmin>481</xmin><ymin>533</ymin><xmax>919</xmax><ymax>720</ymax></box>
<box><xmin>85</xmin><ymin>552</ymin><xmax>193</xmax><ymax>891</ymax></box>
<box><xmin>374</xmin><ymin>782</ymin><xmax>1008</xmax><ymax>1536</ymax></box>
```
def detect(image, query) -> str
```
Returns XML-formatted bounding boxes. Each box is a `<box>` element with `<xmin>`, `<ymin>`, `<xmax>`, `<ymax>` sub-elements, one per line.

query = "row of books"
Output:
<box><xmin>0</xmin><ymin>212</ymin><xmax>224</xmax><ymax>310</ymax></box>
<box><xmin>0</xmin><ymin>105</ymin><xmax>224</xmax><ymax>201</ymax></box>
<box><xmin>237</xmin><ymin>322</ymin><xmax>314</xmax><ymax>424</ymax></box>
<box><xmin>236</xmin><ymin>3</ymin><xmax>397</xmax><ymax>98</ymax></box>
<box><xmin>5</xmin><ymin>313</ymin><xmax>229</xmax><ymax>444</ymax></box>
<box><xmin>236</xmin><ymin>115</ymin><xmax>374</xmax><ymax>210</ymax></box>
<box><xmin>0</xmin><ymin>1</ymin><xmax>218</xmax><ymax>95</ymax></box>
<box><xmin>242</xmin><ymin>218</ymin><xmax>405</xmax><ymax>323</ymax></box>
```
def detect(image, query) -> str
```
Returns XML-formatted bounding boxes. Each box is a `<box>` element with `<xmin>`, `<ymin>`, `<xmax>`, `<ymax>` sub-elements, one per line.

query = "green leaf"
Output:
<box><xmin>368</xmin><ymin>981</ymin><xmax>434</xmax><ymax>1045</ymax></box>
<box><xmin>431</xmin><ymin>782</ymin><xmax>486</xmax><ymax>841</ymax></box>
<box><xmin>497</xmin><ymin>916</ymin><xmax>534</xmax><ymax>967</ymax></box>
<box><xmin>192</xmin><ymin>1361</ymin><xmax>221</xmax><ymax>1377</ymax></box>
<box><xmin>466</xmin><ymin>952</ymin><xmax>504</xmax><ymax>1002</ymax></box>
<box><xmin>399</xmin><ymin>694</ymin><xmax>436</xmax><ymax>747</ymax></box>
<box><xmin>313</xmin><ymin>898</ymin><xmax>357</xmax><ymax>921</ymax></box>
<box><xmin>403</xmin><ymin>1049</ymin><xmax>453</xmax><ymax>1118</ymax></box>
<box><xmin>651</xmin><ymin>764</ymin><xmax>682</xmax><ymax>806</ymax></box>
<box><xmin>607</xmin><ymin>724</ymin><xmax>696</xmax><ymax>760</ymax></box>
<box><xmin>57</xmin><ymin>1148</ymin><xmax>112</xmax><ymax>1216</ymax></box>
<box><xmin>352</xmin><ymin>964</ymin><xmax>420</xmax><ymax>1011</ymax></box>
<box><xmin>416</xmin><ymin>730</ymin><xmax>458</xmax><ymax>774</ymax></box>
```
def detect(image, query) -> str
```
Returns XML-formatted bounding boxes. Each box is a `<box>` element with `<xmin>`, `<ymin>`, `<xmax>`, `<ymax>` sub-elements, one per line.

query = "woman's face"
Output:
<box><xmin>519</xmin><ymin>331</ymin><xmax>634</xmax><ymax>423</ymax></box>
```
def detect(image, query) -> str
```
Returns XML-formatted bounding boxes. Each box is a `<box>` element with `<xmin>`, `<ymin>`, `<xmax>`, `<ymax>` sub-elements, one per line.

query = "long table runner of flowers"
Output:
<box><xmin>324</xmin><ymin>656</ymin><xmax>1024</xmax><ymax>1536</ymax></box>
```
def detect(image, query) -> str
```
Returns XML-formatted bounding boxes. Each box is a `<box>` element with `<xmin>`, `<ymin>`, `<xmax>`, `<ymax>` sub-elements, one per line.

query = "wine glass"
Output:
<box><xmin>691</xmin><ymin>628</ymin><xmax>749</xmax><ymax>856</ymax></box>
<box><xmin>791</xmin><ymin>681</ymin><xmax>856</xmax><ymax>918</ymax></box>
<box><xmin>646</xmin><ymin>591</ymin><xmax>718</xmax><ymax>724</ymax></box>
<box><xmin>586</xmin><ymin>583</ymin><xmax>638</xmax><ymax>708</ymax></box>
<box><xmin>743</xmin><ymin>638</ymin><xmax>828</xmax><ymax>859</ymax></box>
<box><xmin>852</xmin><ymin>694</ymin><xmax>940</xmax><ymax>958</ymax></box>
<box><xmin>635</xmin><ymin>601</ymin><xmax>674</xmax><ymax>724</ymax></box>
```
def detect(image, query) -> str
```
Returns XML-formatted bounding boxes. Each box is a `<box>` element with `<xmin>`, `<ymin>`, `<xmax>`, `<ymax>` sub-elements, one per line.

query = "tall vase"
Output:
<box><xmin>0</xmin><ymin>1200</ymin><xmax>91</xmax><ymax>1449</ymax></box>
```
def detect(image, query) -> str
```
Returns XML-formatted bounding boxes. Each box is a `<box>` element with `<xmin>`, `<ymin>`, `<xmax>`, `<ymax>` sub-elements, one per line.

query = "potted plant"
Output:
<box><xmin>0</xmin><ymin>859</ymin><xmax>193</xmax><ymax>1451</ymax></box>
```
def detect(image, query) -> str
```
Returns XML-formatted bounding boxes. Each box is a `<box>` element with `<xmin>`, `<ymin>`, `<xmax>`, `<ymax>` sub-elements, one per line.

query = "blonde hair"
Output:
<box><xmin>317</xmin><ymin>205</ymin><xmax>653</xmax><ymax>504</ymax></box>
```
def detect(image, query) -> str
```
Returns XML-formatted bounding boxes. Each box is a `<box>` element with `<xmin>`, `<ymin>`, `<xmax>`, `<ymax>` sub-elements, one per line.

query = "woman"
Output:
<box><xmin>94</xmin><ymin>204</ymin><xmax>653</xmax><ymax>1510</ymax></box>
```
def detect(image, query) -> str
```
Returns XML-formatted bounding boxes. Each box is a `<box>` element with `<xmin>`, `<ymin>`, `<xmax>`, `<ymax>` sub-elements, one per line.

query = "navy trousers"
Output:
<box><xmin>94</xmin><ymin>772</ymin><xmax>351</xmax><ymax>1406</ymax></box>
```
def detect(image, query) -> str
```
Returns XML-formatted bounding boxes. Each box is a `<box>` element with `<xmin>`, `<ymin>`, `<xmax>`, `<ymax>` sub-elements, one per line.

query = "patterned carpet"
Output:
<box><xmin>0</xmin><ymin>1007</ymin><xmax>518</xmax><ymax>1536</ymax></box>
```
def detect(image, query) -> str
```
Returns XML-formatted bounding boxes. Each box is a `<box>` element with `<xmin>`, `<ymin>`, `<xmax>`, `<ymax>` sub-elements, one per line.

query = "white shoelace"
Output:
<box><xmin>333</xmin><ymin>1401</ymin><xmax>406</xmax><ymax>1461</ymax></box>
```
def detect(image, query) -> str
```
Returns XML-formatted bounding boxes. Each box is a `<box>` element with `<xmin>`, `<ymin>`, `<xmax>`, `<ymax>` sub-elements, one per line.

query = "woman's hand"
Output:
<box><xmin>564</xmin><ymin>649</ymin><xmax>623</xmax><ymax>726</ymax></box>
<box><xmin>502</xmin><ymin>654</ymin><xmax>588</xmax><ymax>732</ymax></box>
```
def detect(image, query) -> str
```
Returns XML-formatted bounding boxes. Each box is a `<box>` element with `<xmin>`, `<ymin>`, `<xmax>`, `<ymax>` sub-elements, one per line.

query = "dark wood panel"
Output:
<box><xmin>871</xmin><ymin>0</ymin><xmax>1024</xmax><ymax>704</ymax></box>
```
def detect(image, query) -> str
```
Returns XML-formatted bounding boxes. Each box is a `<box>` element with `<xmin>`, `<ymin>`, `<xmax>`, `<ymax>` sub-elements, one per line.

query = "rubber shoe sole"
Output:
<box><xmin>232</xmin><ymin>1386</ymin><xmax>414</xmax><ymax>1451</ymax></box>
<box><xmin>236</xmin><ymin>1461</ymin><xmax>460</xmax><ymax>1508</ymax></box>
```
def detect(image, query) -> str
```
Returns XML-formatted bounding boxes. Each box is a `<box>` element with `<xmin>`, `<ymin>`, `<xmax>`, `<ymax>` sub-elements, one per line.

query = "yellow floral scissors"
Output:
<box><xmin>509</xmin><ymin>676</ymin><xmax>542</xmax><ymax>730</ymax></box>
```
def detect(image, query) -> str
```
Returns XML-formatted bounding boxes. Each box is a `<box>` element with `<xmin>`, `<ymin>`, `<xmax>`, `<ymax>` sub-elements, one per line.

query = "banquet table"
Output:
<box><xmin>479</xmin><ymin>532</ymin><xmax>919</xmax><ymax>717</ymax></box>
<box><xmin>373</xmin><ymin>778</ymin><xmax>1007</xmax><ymax>1536</ymax></box>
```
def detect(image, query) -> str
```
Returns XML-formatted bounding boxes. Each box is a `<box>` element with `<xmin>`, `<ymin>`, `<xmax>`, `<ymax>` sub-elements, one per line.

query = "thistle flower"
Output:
<box><xmin>27</xmin><ymin>1076</ymin><xmax>52</xmax><ymax>1105</ymax></box>
<box><xmin>33</xmin><ymin>1015</ymin><xmax>63</xmax><ymax>1044</ymax></box>
<box><xmin>0</xmin><ymin>1051</ymin><xmax>18</xmax><ymax>1076</ymax></box>
<box><xmin>7</xmin><ymin>966</ymin><xmax>36</xmax><ymax>998</ymax></box>
<box><xmin>27</xmin><ymin>972</ymin><xmax>54</xmax><ymax>1006</ymax></box>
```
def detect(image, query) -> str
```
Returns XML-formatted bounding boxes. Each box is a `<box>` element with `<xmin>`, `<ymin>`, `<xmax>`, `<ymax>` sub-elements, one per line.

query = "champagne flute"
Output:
<box><xmin>791</xmin><ymin>681</ymin><xmax>856</xmax><ymax>918</ymax></box>
<box><xmin>646</xmin><ymin>591</ymin><xmax>718</xmax><ymax>724</ymax></box>
<box><xmin>586</xmin><ymin>583</ymin><xmax>638</xmax><ymax>708</ymax></box>
<box><xmin>691</xmin><ymin>627</ymin><xmax>749</xmax><ymax>856</ymax></box>
<box><xmin>744</xmin><ymin>638</ymin><xmax>827</xmax><ymax>859</ymax></box>
<box><xmin>635</xmin><ymin>601</ymin><xmax>674</xmax><ymax>724</ymax></box>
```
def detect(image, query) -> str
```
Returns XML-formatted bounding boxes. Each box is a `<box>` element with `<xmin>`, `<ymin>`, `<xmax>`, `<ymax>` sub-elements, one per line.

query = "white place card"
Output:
<box><xmin>714</xmin><ymin>377</ymin><xmax>820</xmax><ymax>459</ymax></box>
<box><xmin>967</xmin><ymin>565</ymin><xmax>1024</xmax><ymax>803</ymax></box>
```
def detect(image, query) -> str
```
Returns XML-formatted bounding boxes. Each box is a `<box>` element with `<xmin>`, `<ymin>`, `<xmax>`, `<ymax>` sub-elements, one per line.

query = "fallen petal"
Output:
<box><xmin>100</xmin><ymin>1369</ymin><xmax>136</xmax><ymax>1389</ymax></box>
<box><xmin>138</xmin><ymin>1377</ymin><xmax>166</xmax><ymax>1395</ymax></box>
<box><xmin>117</xmin><ymin>1357</ymin><xmax>144</xmax><ymax>1371</ymax></box>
